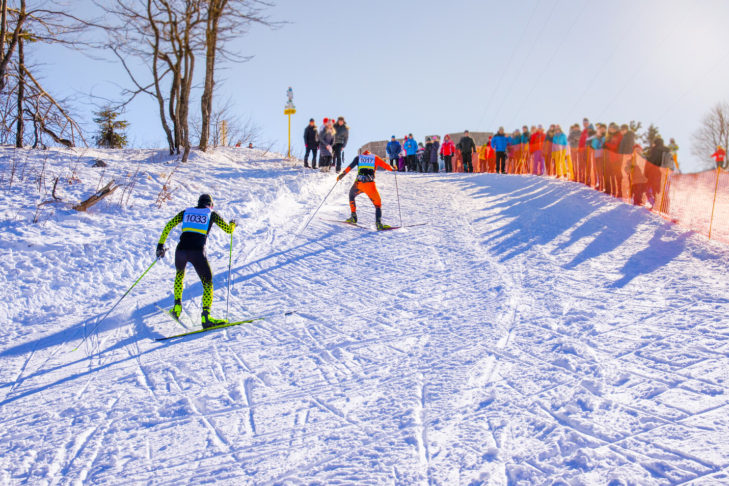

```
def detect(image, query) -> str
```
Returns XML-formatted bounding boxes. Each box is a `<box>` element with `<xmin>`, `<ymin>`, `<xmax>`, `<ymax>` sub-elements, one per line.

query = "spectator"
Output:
<box><xmin>404</xmin><ymin>133</ymin><xmax>418</xmax><ymax>172</ymax></box>
<box><xmin>590</xmin><ymin>124</ymin><xmax>605</xmax><ymax>190</ymax></box>
<box><xmin>529</xmin><ymin>125</ymin><xmax>546</xmax><ymax>175</ymax></box>
<box><xmin>430</xmin><ymin>136</ymin><xmax>440</xmax><ymax>173</ymax></box>
<box><xmin>318</xmin><ymin>118</ymin><xmax>335</xmax><ymax>170</ymax></box>
<box><xmin>604</xmin><ymin>123</ymin><xmax>622</xmax><ymax>152</ymax></box>
<box><xmin>603</xmin><ymin>123</ymin><xmax>623</xmax><ymax>196</ymax></box>
<box><xmin>422</xmin><ymin>138</ymin><xmax>432</xmax><ymax>172</ymax></box>
<box><xmin>247</xmin><ymin>142</ymin><xmax>253</xmax><ymax>149</ymax></box>
<box><xmin>545</xmin><ymin>125</ymin><xmax>555</xmax><ymax>176</ymax></box>
<box><xmin>303</xmin><ymin>118</ymin><xmax>318</xmax><ymax>168</ymax></box>
<box><xmin>386</xmin><ymin>135</ymin><xmax>401</xmax><ymax>170</ymax></box>
<box><xmin>457</xmin><ymin>130</ymin><xmax>477</xmax><ymax>173</ymax></box>
<box><xmin>333</xmin><ymin>116</ymin><xmax>349</xmax><ymax>172</ymax></box>
<box><xmin>521</xmin><ymin>126</ymin><xmax>531</xmax><ymax>145</ymax></box>
<box><xmin>440</xmin><ymin>134</ymin><xmax>455</xmax><ymax>173</ymax></box>
<box><xmin>491</xmin><ymin>127</ymin><xmax>509</xmax><ymax>174</ymax></box>
<box><xmin>643</xmin><ymin>136</ymin><xmax>670</xmax><ymax>204</ymax></box>
<box><xmin>509</xmin><ymin>129</ymin><xmax>521</xmax><ymax>173</ymax></box>
<box><xmin>578</xmin><ymin>118</ymin><xmax>591</xmax><ymax>149</ymax></box>
<box><xmin>398</xmin><ymin>135</ymin><xmax>408</xmax><ymax>171</ymax></box>
<box><xmin>417</xmin><ymin>142</ymin><xmax>426</xmax><ymax>172</ymax></box>
<box><xmin>552</xmin><ymin>125</ymin><xmax>571</xmax><ymax>179</ymax></box>
<box><xmin>568</xmin><ymin>123</ymin><xmax>582</xmax><ymax>181</ymax></box>
<box><xmin>618</xmin><ymin>124</ymin><xmax>636</xmax><ymax>155</ymax></box>
<box><xmin>711</xmin><ymin>145</ymin><xmax>726</xmax><ymax>169</ymax></box>
<box><xmin>618</xmin><ymin>124</ymin><xmax>637</xmax><ymax>196</ymax></box>
<box><xmin>568</xmin><ymin>124</ymin><xmax>581</xmax><ymax>148</ymax></box>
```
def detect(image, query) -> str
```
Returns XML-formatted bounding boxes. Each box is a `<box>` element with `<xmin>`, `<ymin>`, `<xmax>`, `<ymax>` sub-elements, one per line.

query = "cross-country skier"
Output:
<box><xmin>156</xmin><ymin>194</ymin><xmax>236</xmax><ymax>328</ymax></box>
<box><xmin>336</xmin><ymin>150</ymin><xmax>395</xmax><ymax>230</ymax></box>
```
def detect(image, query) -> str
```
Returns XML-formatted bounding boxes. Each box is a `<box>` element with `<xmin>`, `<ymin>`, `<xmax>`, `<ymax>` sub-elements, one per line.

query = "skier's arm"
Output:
<box><xmin>158</xmin><ymin>211</ymin><xmax>185</xmax><ymax>245</ymax></box>
<box><xmin>337</xmin><ymin>158</ymin><xmax>359</xmax><ymax>180</ymax></box>
<box><xmin>375</xmin><ymin>155</ymin><xmax>394</xmax><ymax>171</ymax></box>
<box><xmin>211</xmin><ymin>212</ymin><xmax>236</xmax><ymax>234</ymax></box>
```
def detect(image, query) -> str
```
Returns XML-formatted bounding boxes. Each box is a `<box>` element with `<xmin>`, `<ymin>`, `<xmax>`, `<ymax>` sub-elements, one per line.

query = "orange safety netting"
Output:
<box><xmin>449</xmin><ymin>143</ymin><xmax>727</xmax><ymax>245</ymax></box>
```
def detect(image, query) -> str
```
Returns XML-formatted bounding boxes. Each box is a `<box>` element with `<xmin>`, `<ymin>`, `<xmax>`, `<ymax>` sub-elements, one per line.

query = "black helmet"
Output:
<box><xmin>197</xmin><ymin>194</ymin><xmax>213</xmax><ymax>208</ymax></box>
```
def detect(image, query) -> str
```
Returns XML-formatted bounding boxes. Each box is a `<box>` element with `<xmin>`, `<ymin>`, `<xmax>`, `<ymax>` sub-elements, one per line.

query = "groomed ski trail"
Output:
<box><xmin>1</xmin><ymin>147</ymin><xmax>729</xmax><ymax>485</ymax></box>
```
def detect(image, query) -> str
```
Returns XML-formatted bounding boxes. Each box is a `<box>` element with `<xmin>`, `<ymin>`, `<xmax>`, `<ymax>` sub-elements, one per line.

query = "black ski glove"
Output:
<box><xmin>156</xmin><ymin>244</ymin><xmax>166</xmax><ymax>259</ymax></box>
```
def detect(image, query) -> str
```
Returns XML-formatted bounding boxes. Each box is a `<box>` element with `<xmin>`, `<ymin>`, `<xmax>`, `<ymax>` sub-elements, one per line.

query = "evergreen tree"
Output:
<box><xmin>94</xmin><ymin>107</ymin><xmax>128</xmax><ymax>148</ymax></box>
<box><xmin>642</xmin><ymin>123</ymin><xmax>662</xmax><ymax>150</ymax></box>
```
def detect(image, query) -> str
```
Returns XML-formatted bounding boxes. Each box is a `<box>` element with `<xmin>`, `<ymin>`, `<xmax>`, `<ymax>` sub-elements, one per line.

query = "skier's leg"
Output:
<box><xmin>361</xmin><ymin>183</ymin><xmax>383</xmax><ymax>225</ymax></box>
<box><xmin>347</xmin><ymin>182</ymin><xmax>361</xmax><ymax>222</ymax></box>
<box><xmin>173</xmin><ymin>248</ymin><xmax>188</xmax><ymax>317</ymax></box>
<box><xmin>189</xmin><ymin>250</ymin><xmax>221</xmax><ymax>327</ymax></box>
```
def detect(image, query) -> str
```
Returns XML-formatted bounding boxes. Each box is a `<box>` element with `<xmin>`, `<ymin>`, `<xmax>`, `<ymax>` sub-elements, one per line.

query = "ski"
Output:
<box><xmin>324</xmin><ymin>219</ymin><xmax>426</xmax><ymax>231</ymax></box>
<box><xmin>155</xmin><ymin>317</ymin><xmax>263</xmax><ymax>341</ymax></box>
<box><xmin>155</xmin><ymin>304</ymin><xmax>189</xmax><ymax>330</ymax></box>
<box><xmin>323</xmin><ymin>219</ymin><xmax>368</xmax><ymax>229</ymax></box>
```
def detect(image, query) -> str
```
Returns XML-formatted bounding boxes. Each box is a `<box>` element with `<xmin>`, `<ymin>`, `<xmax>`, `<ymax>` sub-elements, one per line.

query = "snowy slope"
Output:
<box><xmin>1</xmin><ymin>146</ymin><xmax>729</xmax><ymax>485</ymax></box>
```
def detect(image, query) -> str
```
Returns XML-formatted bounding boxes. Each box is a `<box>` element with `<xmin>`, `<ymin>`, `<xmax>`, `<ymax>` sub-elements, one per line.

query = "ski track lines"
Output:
<box><xmin>1</xmin><ymin>150</ymin><xmax>729</xmax><ymax>485</ymax></box>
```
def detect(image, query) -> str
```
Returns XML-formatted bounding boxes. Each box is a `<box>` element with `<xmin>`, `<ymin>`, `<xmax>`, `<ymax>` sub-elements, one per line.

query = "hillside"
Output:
<box><xmin>1</xmin><ymin>146</ymin><xmax>729</xmax><ymax>485</ymax></box>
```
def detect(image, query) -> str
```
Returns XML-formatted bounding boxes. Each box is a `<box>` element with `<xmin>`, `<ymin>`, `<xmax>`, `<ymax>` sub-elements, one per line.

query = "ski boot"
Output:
<box><xmin>344</xmin><ymin>212</ymin><xmax>357</xmax><ymax>224</ymax></box>
<box><xmin>170</xmin><ymin>299</ymin><xmax>182</xmax><ymax>321</ymax></box>
<box><xmin>376</xmin><ymin>220</ymin><xmax>391</xmax><ymax>231</ymax></box>
<box><xmin>201</xmin><ymin>309</ymin><xmax>227</xmax><ymax>329</ymax></box>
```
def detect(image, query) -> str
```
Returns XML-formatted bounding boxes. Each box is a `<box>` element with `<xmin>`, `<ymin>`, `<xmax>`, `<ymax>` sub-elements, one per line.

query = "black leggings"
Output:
<box><xmin>175</xmin><ymin>247</ymin><xmax>212</xmax><ymax>283</ymax></box>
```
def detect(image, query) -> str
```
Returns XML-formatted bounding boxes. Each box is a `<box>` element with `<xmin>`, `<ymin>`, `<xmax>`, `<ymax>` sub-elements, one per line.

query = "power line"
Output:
<box><xmin>475</xmin><ymin>0</ymin><xmax>542</xmax><ymax>127</ymax></box>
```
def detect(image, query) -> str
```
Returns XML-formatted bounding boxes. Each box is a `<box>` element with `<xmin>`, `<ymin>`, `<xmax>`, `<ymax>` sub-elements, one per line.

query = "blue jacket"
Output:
<box><xmin>404</xmin><ymin>138</ymin><xmax>418</xmax><ymax>156</ymax></box>
<box><xmin>552</xmin><ymin>132</ymin><xmax>568</xmax><ymax>147</ymax></box>
<box><xmin>386</xmin><ymin>140</ymin><xmax>402</xmax><ymax>158</ymax></box>
<box><xmin>591</xmin><ymin>136</ymin><xmax>604</xmax><ymax>150</ymax></box>
<box><xmin>491</xmin><ymin>134</ymin><xmax>509</xmax><ymax>152</ymax></box>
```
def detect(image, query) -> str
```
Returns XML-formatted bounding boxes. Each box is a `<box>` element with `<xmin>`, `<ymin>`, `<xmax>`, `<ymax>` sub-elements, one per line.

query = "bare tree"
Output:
<box><xmin>692</xmin><ymin>102</ymin><xmax>729</xmax><ymax>170</ymax></box>
<box><xmin>198</xmin><ymin>0</ymin><xmax>274</xmax><ymax>152</ymax></box>
<box><xmin>101</xmin><ymin>1</ymin><xmax>208</xmax><ymax>161</ymax></box>
<box><xmin>191</xmin><ymin>95</ymin><xmax>262</xmax><ymax>148</ymax></box>
<box><xmin>0</xmin><ymin>0</ymin><xmax>90</xmax><ymax>148</ymax></box>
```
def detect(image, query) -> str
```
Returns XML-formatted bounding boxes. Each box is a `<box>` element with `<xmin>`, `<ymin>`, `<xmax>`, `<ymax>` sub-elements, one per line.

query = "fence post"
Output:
<box><xmin>708</xmin><ymin>167</ymin><xmax>721</xmax><ymax>240</ymax></box>
<box><xmin>658</xmin><ymin>168</ymin><xmax>670</xmax><ymax>215</ymax></box>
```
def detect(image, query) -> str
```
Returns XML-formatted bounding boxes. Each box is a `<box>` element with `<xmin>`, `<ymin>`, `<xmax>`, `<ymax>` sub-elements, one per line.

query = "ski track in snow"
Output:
<box><xmin>1</xmin><ymin>146</ymin><xmax>729</xmax><ymax>485</ymax></box>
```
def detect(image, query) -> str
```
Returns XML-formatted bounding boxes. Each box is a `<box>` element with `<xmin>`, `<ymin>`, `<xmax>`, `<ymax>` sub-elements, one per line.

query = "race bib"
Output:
<box><xmin>181</xmin><ymin>207</ymin><xmax>212</xmax><ymax>235</ymax></box>
<box><xmin>359</xmin><ymin>154</ymin><xmax>376</xmax><ymax>170</ymax></box>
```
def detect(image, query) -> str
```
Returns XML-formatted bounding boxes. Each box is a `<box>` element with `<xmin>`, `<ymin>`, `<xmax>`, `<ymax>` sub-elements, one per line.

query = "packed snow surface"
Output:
<box><xmin>1</xmin><ymin>146</ymin><xmax>729</xmax><ymax>485</ymax></box>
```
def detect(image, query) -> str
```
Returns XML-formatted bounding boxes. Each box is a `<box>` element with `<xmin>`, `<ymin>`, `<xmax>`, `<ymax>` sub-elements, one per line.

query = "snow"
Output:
<box><xmin>1</xmin><ymin>145</ymin><xmax>729</xmax><ymax>485</ymax></box>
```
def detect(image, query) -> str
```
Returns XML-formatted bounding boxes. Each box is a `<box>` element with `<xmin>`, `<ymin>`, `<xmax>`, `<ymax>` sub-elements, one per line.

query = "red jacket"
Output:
<box><xmin>440</xmin><ymin>139</ymin><xmax>456</xmax><ymax>156</ymax></box>
<box><xmin>578</xmin><ymin>128</ymin><xmax>589</xmax><ymax>149</ymax></box>
<box><xmin>529</xmin><ymin>131</ymin><xmax>545</xmax><ymax>153</ymax></box>
<box><xmin>604</xmin><ymin>132</ymin><xmax>623</xmax><ymax>152</ymax></box>
<box><xmin>712</xmin><ymin>148</ymin><xmax>726</xmax><ymax>163</ymax></box>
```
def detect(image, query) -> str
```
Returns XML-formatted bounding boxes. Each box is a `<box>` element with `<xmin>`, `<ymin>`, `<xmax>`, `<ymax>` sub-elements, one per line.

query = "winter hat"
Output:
<box><xmin>322</xmin><ymin>117</ymin><xmax>329</xmax><ymax>125</ymax></box>
<box><xmin>391</xmin><ymin>135</ymin><xmax>396</xmax><ymax>139</ymax></box>
<box><xmin>198</xmin><ymin>194</ymin><xmax>213</xmax><ymax>208</ymax></box>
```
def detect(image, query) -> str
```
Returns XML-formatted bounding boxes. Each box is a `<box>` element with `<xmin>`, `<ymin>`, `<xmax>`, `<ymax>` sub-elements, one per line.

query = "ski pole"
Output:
<box><xmin>394</xmin><ymin>170</ymin><xmax>403</xmax><ymax>227</ymax></box>
<box><xmin>226</xmin><ymin>230</ymin><xmax>233</xmax><ymax>321</ymax></box>
<box><xmin>299</xmin><ymin>178</ymin><xmax>339</xmax><ymax>235</ymax></box>
<box><xmin>71</xmin><ymin>257</ymin><xmax>160</xmax><ymax>352</ymax></box>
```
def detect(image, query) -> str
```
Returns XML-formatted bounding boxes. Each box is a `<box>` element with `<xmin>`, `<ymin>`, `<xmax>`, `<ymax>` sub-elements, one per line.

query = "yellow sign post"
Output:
<box><xmin>285</xmin><ymin>86</ymin><xmax>296</xmax><ymax>158</ymax></box>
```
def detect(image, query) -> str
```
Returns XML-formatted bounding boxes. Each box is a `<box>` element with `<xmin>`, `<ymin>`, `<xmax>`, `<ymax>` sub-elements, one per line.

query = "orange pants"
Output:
<box><xmin>349</xmin><ymin>181</ymin><xmax>381</xmax><ymax>212</ymax></box>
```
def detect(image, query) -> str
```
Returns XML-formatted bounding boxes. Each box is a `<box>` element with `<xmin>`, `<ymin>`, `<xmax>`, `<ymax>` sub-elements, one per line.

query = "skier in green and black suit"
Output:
<box><xmin>156</xmin><ymin>194</ymin><xmax>236</xmax><ymax>328</ymax></box>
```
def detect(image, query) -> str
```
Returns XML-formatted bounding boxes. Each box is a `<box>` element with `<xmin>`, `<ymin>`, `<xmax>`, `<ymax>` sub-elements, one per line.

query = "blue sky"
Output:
<box><xmin>34</xmin><ymin>0</ymin><xmax>729</xmax><ymax>171</ymax></box>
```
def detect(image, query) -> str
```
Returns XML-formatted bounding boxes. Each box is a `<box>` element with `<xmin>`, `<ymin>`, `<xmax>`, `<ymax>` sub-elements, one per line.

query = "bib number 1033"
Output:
<box><xmin>184</xmin><ymin>214</ymin><xmax>208</xmax><ymax>224</ymax></box>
